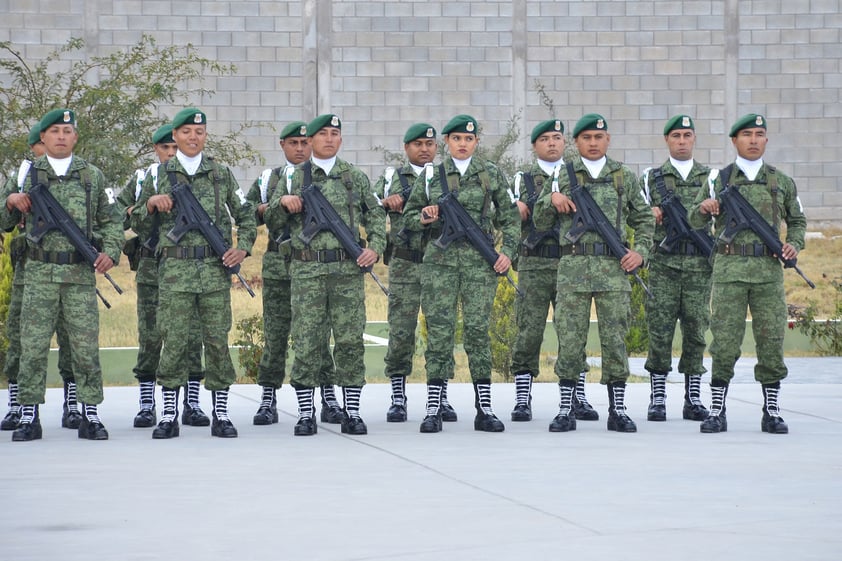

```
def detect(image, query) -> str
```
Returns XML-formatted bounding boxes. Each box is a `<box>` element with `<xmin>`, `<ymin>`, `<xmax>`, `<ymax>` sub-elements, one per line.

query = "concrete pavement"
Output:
<box><xmin>1</xmin><ymin>378</ymin><xmax>840</xmax><ymax>561</ymax></box>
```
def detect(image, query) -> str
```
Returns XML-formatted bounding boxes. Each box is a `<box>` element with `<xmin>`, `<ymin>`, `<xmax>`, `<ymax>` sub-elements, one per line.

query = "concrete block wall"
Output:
<box><xmin>1</xmin><ymin>0</ymin><xmax>839</xmax><ymax>224</ymax></box>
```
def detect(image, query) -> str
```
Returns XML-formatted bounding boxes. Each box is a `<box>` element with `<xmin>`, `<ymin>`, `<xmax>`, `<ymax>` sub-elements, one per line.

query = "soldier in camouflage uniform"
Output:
<box><xmin>116</xmin><ymin>124</ymin><xmax>209</xmax><ymax>429</ymax></box>
<box><xmin>133</xmin><ymin>107</ymin><xmax>257</xmax><ymax>439</ymax></box>
<box><xmin>372</xmin><ymin>123</ymin><xmax>441</xmax><ymax>423</ymax></box>
<box><xmin>403</xmin><ymin>114</ymin><xmax>520</xmax><ymax>434</ymax></box>
<box><xmin>247</xmin><ymin>121</ymin><xmax>343</xmax><ymax>427</ymax></box>
<box><xmin>1</xmin><ymin>124</ymin><xmax>81</xmax><ymax>432</ymax></box>
<box><xmin>533</xmin><ymin>113</ymin><xmax>655</xmax><ymax>433</ymax></box>
<box><xmin>507</xmin><ymin>119</ymin><xmax>599</xmax><ymax>427</ymax></box>
<box><xmin>264</xmin><ymin>114</ymin><xmax>386</xmax><ymax>436</ymax></box>
<box><xmin>639</xmin><ymin>115</ymin><xmax>712</xmax><ymax>423</ymax></box>
<box><xmin>689</xmin><ymin>113</ymin><xmax>807</xmax><ymax>434</ymax></box>
<box><xmin>1</xmin><ymin>109</ymin><xmax>123</xmax><ymax>441</ymax></box>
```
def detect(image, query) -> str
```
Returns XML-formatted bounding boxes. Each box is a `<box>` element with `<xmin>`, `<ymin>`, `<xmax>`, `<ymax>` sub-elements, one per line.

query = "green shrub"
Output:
<box><xmin>788</xmin><ymin>277</ymin><xmax>842</xmax><ymax>356</ymax></box>
<box><xmin>233</xmin><ymin>314</ymin><xmax>264</xmax><ymax>383</ymax></box>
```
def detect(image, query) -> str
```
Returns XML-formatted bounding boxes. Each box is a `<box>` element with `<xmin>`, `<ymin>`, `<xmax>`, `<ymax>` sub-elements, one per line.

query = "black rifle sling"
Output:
<box><xmin>522</xmin><ymin>172</ymin><xmax>540</xmax><ymax>238</ymax></box>
<box><xmin>396</xmin><ymin>171</ymin><xmax>411</xmax><ymax>199</ymax></box>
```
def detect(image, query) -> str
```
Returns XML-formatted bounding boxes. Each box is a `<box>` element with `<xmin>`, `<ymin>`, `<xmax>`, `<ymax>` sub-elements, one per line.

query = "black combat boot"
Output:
<box><xmin>340</xmin><ymin>386</ymin><xmax>367</xmax><ymax>435</ymax></box>
<box><xmin>548</xmin><ymin>381</ymin><xmax>577</xmax><ymax>433</ymax></box>
<box><xmin>419</xmin><ymin>380</ymin><xmax>444</xmax><ymax>433</ymax></box>
<box><xmin>133</xmin><ymin>378</ymin><xmax>157</xmax><ymax>428</ymax></box>
<box><xmin>1</xmin><ymin>382</ymin><xmax>21</xmax><ymax>431</ymax></box>
<box><xmin>572</xmin><ymin>372</ymin><xmax>599</xmax><ymax>420</ymax></box>
<box><xmin>293</xmin><ymin>385</ymin><xmax>317</xmax><ymax>436</ymax></box>
<box><xmin>253</xmin><ymin>385</ymin><xmax>278</xmax><ymax>425</ymax></box>
<box><xmin>682</xmin><ymin>374</ymin><xmax>709</xmax><ymax>420</ymax></box>
<box><xmin>11</xmin><ymin>405</ymin><xmax>42</xmax><ymax>442</ymax></box>
<box><xmin>61</xmin><ymin>379</ymin><xmax>83</xmax><ymax>429</ymax></box>
<box><xmin>473</xmin><ymin>379</ymin><xmax>505</xmax><ymax>432</ymax></box>
<box><xmin>510</xmin><ymin>372</ymin><xmax>533</xmax><ymax>422</ymax></box>
<box><xmin>211</xmin><ymin>389</ymin><xmax>238</xmax><ymax>438</ymax></box>
<box><xmin>78</xmin><ymin>403</ymin><xmax>109</xmax><ymax>440</ymax></box>
<box><xmin>760</xmin><ymin>382</ymin><xmax>789</xmax><ymax>434</ymax></box>
<box><xmin>606</xmin><ymin>382</ymin><xmax>637</xmax><ymax>432</ymax></box>
<box><xmin>386</xmin><ymin>375</ymin><xmax>408</xmax><ymax>422</ymax></box>
<box><xmin>182</xmin><ymin>377</ymin><xmax>210</xmax><ymax>426</ymax></box>
<box><xmin>646</xmin><ymin>371</ymin><xmax>668</xmax><ymax>422</ymax></box>
<box><xmin>320</xmin><ymin>385</ymin><xmax>345</xmax><ymax>424</ymax></box>
<box><xmin>152</xmin><ymin>386</ymin><xmax>180</xmax><ymax>439</ymax></box>
<box><xmin>700</xmin><ymin>381</ymin><xmax>728</xmax><ymax>433</ymax></box>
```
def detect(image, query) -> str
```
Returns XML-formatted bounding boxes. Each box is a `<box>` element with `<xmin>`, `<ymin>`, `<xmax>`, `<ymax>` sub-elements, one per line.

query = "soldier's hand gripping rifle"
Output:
<box><xmin>718</xmin><ymin>183</ymin><xmax>815</xmax><ymax>288</ymax></box>
<box><xmin>430</xmin><ymin>191</ymin><xmax>522</xmax><ymax>296</ymax></box>
<box><xmin>298</xmin><ymin>184</ymin><xmax>390</xmax><ymax>296</ymax></box>
<box><xmin>563</xmin><ymin>164</ymin><xmax>653</xmax><ymax>298</ymax></box>
<box><xmin>26</xmin><ymin>182</ymin><xmax>123</xmax><ymax>308</ymax></box>
<box><xmin>521</xmin><ymin>168</ymin><xmax>561</xmax><ymax>251</ymax></box>
<box><xmin>166</xmin><ymin>182</ymin><xmax>256</xmax><ymax>297</ymax></box>
<box><xmin>652</xmin><ymin>168</ymin><xmax>714</xmax><ymax>257</ymax></box>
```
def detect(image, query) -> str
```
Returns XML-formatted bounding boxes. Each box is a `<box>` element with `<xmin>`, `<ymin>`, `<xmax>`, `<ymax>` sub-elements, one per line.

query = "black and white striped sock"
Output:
<box><xmin>185</xmin><ymin>379</ymin><xmax>202</xmax><ymax>408</ymax></box>
<box><xmin>83</xmin><ymin>403</ymin><xmax>101</xmax><ymax>424</ymax></box>
<box><xmin>474</xmin><ymin>380</ymin><xmax>495</xmax><ymax>416</ymax></box>
<box><xmin>296</xmin><ymin>387</ymin><xmax>315</xmax><ymax>419</ymax></box>
<box><xmin>20</xmin><ymin>404</ymin><xmax>36</xmax><ymax>425</ymax></box>
<box><xmin>342</xmin><ymin>386</ymin><xmax>362</xmax><ymax>419</ymax></box>
<box><xmin>390</xmin><ymin>376</ymin><xmax>406</xmax><ymax>406</ymax></box>
<box><xmin>213</xmin><ymin>389</ymin><xmax>230</xmax><ymax>421</ymax></box>
<box><xmin>7</xmin><ymin>382</ymin><xmax>20</xmax><ymax>413</ymax></box>
<box><xmin>514</xmin><ymin>373</ymin><xmax>532</xmax><ymax>406</ymax></box>
<box><xmin>575</xmin><ymin>372</ymin><xmax>591</xmax><ymax>405</ymax></box>
<box><xmin>161</xmin><ymin>387</ymin><xmax>179</xmax><ymax>423</ymax></box>
<box><xmin>441</xmin><ymin>380</ymin><xmax>451</xmax><ymax>408</ymax></box>
<box><xmin>425</xmin><ymin>382</ymin><xmax>442</xmax><ymax>416</ymax></box>
<box><xmin>65</xmin><ymin>380</ymin><xmax>79</xmax><ymax>411</ymax></box>
<box><xmin>260</xmin><ymin>385</ymin><xmax>276</xmax><ymax>408</ymax></box>
<box><xmin>138</xmin><ymin>380</ymin><xmax>155</xmax><ymax>411</ymax></box>
<box><xmin>321</xmin><ymin>385</ymin><xmax>341</xmax><ymax>408</ymax></box>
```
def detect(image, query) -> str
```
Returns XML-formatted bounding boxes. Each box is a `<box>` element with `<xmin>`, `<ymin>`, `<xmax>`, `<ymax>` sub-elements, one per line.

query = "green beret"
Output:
<box><xmin>663</xmin><ymin>114</ymin><xmax>695</xmax><ymax>136</ymax></box>
<box><xmin>307</xmin><ymin>114</ymin><xmax>341</xmax><ymax>136</ymax></box>
<box><xmin>572</xmin><ymin>113</ymin><xmax>607</xmax><ymax>138</ymax></box>
<box><xmin>39</xmin><ymin>109</ymin><xmax>76</xmax><ymax>132</ymax></box>
<box><xmin>531</xmin><ymin>119</ymin><xmax>564</xmax><ymax>144</ymax></box>
<box><xmin>172</xmin><ymin>107</ymin><xmax>207</xmax><ymax>129</ymax></box>
<box><xmin>442</xmin><ymin>114</ymin><xmax>478</xmax><ymax>135</ymax></box>
<box><xmin>729</xmin><ymin>113</ymin><xmax>766</xmax><ymax>137</ymax></box>
<box><xmin>280</xmin><ymin>121</ymin><xmax>308</xmax><ymax>140</ymax></box>
<box><xmin>28</xmin><ymin>123</ymin><xmax>42</xmax><ymax>146</ymax></box>
<box><xmin>151</xmin><ymin>124</ymin><xmax>174</xmax><ymax>145</ymax></box>
<box><xmin>403</xmin><ymin>123</ymin><xmax>437</xmax><ymax>144</ymax></box>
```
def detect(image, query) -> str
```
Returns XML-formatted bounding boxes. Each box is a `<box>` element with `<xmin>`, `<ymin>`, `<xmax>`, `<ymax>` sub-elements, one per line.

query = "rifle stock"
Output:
<box><xmin>297</xmin><ymin>184</ymin><xmax>390</xmax><ymax>296</ymax></box>
<box><xmin>26</xmin><ymin>182</ymin><xmax>123</xmax><ymax>300</ymax></box>
<box><xmin>166</xmin><ymin>183</ymin><xmax>256</xmax><ymax>297</ymax></box>
<box><xmin>652</xmin><ymin>169</ymin><xmax>714</xmax><ymax>257</ymax></box>
<box><xmin>718</xmin><ymin>184</ymin><xmax>814</xmax><ymax>288</ymax></box>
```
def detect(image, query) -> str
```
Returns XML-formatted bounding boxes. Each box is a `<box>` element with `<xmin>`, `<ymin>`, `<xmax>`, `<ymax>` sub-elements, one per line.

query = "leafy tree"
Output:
<box><xmin>0</xmin><ymin>35</ymin><xmax>264</xmax><ymax>187</ymax></box>
<box><xmin>0</xmin><ymin>230</ymin><xmax>15</xmax><ymax>376</ymax></box>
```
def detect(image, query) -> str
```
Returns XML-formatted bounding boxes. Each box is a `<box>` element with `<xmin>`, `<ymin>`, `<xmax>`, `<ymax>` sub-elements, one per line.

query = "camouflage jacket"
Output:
<box><xmin>247</xmin><ymin>164</ymin><xmax>295</xmax><ymax>281</ymax></box>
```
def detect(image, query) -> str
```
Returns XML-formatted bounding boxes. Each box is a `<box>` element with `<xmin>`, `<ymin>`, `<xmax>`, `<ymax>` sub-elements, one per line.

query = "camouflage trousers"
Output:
<box><xmin>384</xmin><ymin>256</ymin><xmax>423</xmax><ymax>378</ymax></box>
<box><xmin>644</xmin><ymin>259</ymin><xmax>711</xmax><ymax>376</ymax></box>
<box><xmin>289</xmin><ymin>267</ymin><xmax>366</xmax><ymax>388</ymax></box>
<box><xmin>3</xmin><ymin>279</ymin><xmax>73</xmax><ymax>384</ymax></box>
<box><xmin>421</xmin><ymin>255</ymin><xmax>497</xmax><ymax>382</ymax></box>
<box><xmin>554</xmin><ymin>289</ymin><xmax>631</xmax><ymax>384</ymax></box>
<box><xmin>710</xmin><ymin>280</ymin><xmax>787</xmax><ymax>384</ymax></box>
<box><xmin>18</xmin><ymin>281</ymin><xmax>103</xmax><ymax>405</ymax></box>
<box><xmin>134</xmin><ymin>282</ymin><xmax>204</xmax><ymax>381</ymax></box>
<box><xmin>157</xmin><ymin>288</ymin><xmax>235</xmax><ymax>390</ymax></box>
<box><xmin>510</xmin><ymin>266</ymin><xmax>557</xmax><ymax>377</ymax></box>
<box><xmin>257</xmin><ymin>278</ymin><xmax>292</xmax><ymax>388</ymax></box>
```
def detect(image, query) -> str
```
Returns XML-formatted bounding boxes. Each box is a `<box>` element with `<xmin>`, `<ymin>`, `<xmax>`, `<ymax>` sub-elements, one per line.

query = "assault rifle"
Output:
<box><xmin>430</xmin><ymin>191</ymin><xmax>522</xmax><ymax>296</ymax></box>
<box><xmin>563</xmin><ymin>164</ymin><xmax>653</xmax><ymax>298</ymax></box>
<box><xmin>27</xmin><ymin>182</ymin><xmax>123</xmax><ymax>307</ymax></box>
<box><xmin>166</xmin><ymin>182</ymin><xmax>256</xmax><ymax>297</ymax></box>
<box><xmin>652</xmin><ymin>168</ymin><xmax>714</xmax><ymax>257</ymax></box>
<box><xmin>298</xmin><ymin>184</ymin><xmax>390</xmax><ymax>296</ymax></box>
<box><xmin>718</xmin><ymin>183</ymin><xmax>815</xmax><ymax>288</ymax></box>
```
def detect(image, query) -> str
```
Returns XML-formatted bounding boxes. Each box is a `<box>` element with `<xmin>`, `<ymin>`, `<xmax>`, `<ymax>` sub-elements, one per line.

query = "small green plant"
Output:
<box><xmin>490</xmin><ymin>275</ymin><xmax>519</xmax><ymax>381</ymax></box>
<box><xmin>788</xmin><ymin>277</ymin><xmax>842</xmax><ymax>356</ymax></box>
<box><xmin>233</xmin><ymin>314</ymin><xmax>264</xmax><ymax>383</ymax></box>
